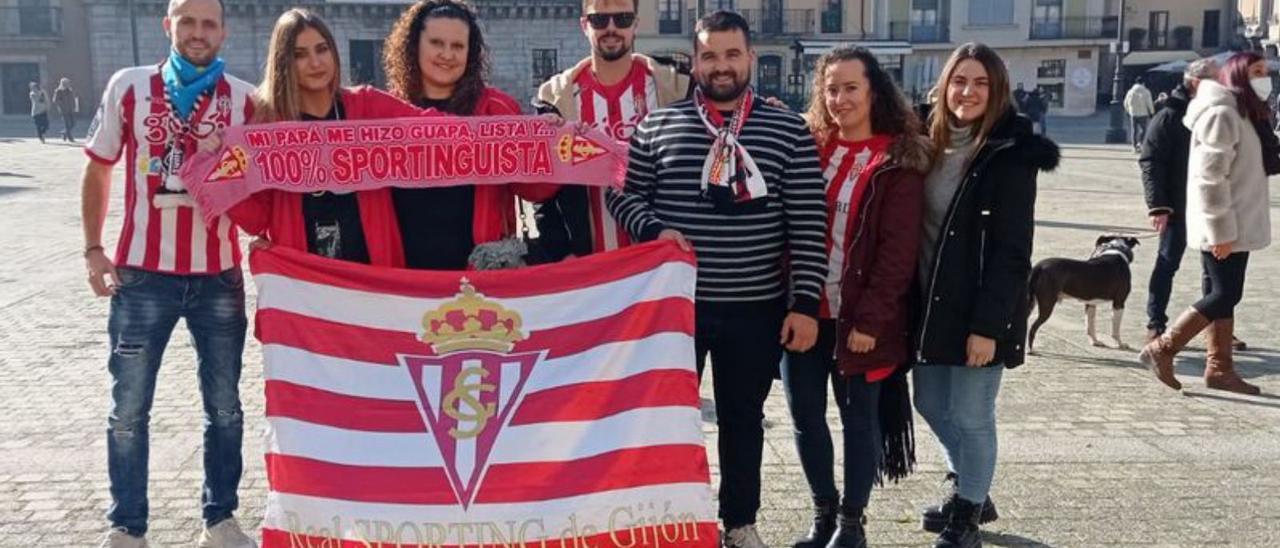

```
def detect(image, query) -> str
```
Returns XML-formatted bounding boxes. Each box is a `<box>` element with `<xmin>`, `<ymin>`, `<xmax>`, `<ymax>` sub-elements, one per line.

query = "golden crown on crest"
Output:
<box><xmin>420</xmin><ymin>278</ymin><xmax>525</xmax><ymax>354</ymax></box>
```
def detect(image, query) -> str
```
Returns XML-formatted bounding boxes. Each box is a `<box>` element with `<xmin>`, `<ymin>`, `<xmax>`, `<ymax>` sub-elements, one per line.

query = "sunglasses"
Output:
<box><xmin>585</xmin><ymin>12</ymin><xmax>636</xmax><ymax>30</ymax></box>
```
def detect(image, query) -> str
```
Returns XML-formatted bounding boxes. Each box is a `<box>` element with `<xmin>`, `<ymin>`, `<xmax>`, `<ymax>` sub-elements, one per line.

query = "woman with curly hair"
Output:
<box><xmin>228</xmin><ymin>9</ymin><xmax>427</xmax><ymax>266</ymax></box>
<box><xmin>383</xmin><ymin>0</ymin><xmax>556</xmax><ymax>269</ymax></box>
<box><xmin>784</xmin><ymin>46</ymin><xmax>930</xmax><ymax>548</ymax></box>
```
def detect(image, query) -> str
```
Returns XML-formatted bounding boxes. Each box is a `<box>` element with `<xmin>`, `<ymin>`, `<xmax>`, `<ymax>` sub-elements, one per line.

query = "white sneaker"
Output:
<box><xmin>99</xmin><ymin>528</ymin><xmax>148</xmax><ymax>548</ymax></box>
<box><xmin>724</xmin><ymin>524</ymin><xmax>768</xmax><ymax>548</ymax></box>
<box><xmin>197</xmin><ymin>518</ymin><xmax>258</xmax><ymax>548</ymax></box>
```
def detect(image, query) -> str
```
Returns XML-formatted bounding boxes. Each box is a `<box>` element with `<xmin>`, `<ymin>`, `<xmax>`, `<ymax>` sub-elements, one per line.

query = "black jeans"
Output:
<box><xmin>780</xmin><ymin>320</ymin><xmax>881</xmax><ymax>510</ymax></box>
<box><xmin>1196</xmin><ymin>251</ymin><xmax>1249</xmax><ymax>320</ymax></box>
<box><xmin>695</xmin><ymin>299</ymin><xmax>786</xmax><ymax>529</ymax></box>
<box><xmin>1146</xmin><ymin>218</ymin><xmax>1186</xmax><ymax>331</ymax></box>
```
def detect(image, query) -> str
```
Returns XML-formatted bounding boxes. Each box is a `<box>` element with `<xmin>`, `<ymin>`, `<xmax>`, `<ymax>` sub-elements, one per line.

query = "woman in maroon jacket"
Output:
<box><xmin>228</xmin><ymin>8</ymin><xmax>431</xmax><ymax>267</ymax></box>
<box><xmin>783</xmin><ymin>46</ymin><xmax>930</xmax><ymax>548</ymax></box>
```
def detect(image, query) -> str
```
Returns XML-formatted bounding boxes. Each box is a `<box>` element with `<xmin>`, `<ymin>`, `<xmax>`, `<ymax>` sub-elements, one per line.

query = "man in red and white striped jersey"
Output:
<box><xmin>533</xmin><ymin>0</ymin><xmax>691</xmax><ymax>261</ymax></box>
<box><xmin>80</xmin><ymin>0</ymin><xmax>257</xmax><ymax>546</ymax></box>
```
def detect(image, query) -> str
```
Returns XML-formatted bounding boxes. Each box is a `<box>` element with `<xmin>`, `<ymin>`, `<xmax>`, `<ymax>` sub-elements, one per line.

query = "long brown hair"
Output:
<box><xmin>255</xmin><ymin>8</ymin><xmax>341</xmax><ymax>123</ymax></box>
<box><xmin>1219</xmin><ymin>51</ymin><xmax>1272</xmax><ymax>125</ymax></box>
<box><xmin>927</xmin><ymin>43</ymin><xmax>1012</xmax><ymax>165</ymax></box>
<box><xmin>804</xmin><ymin>47</ymin><xmax>923</xmax><ymax>148</ymax></box>
<box><xmin>383</xmin><ymin>0</ymin><xmax>489</xmax><ymax>114</ymax></box>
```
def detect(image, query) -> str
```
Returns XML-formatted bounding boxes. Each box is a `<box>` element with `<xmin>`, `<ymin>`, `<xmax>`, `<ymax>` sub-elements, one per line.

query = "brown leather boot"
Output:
<box><xmin>1205</xmin><ymin>319</ymin><xmax>1261</xmax><ymax>395</ymax></box>
<box><xmin>1138</xmin><ymin>308</ymin><xmax>1210</xmax><ymax>390</ymax></box>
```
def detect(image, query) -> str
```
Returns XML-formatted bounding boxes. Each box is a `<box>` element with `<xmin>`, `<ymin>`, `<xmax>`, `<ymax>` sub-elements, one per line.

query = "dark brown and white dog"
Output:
<box><xmin>1027</xmin><ymin>235</ymin><xmax>1140</xmax><ymax>354</ymax></box>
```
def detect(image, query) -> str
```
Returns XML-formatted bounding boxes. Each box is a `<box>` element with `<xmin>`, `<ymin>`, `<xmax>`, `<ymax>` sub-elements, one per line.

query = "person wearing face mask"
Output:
<box><xmin>912</xmin><ymin>43</ymin><xmax>1059</xmax><ymax>548</ymax></box>
<box><xmin>226</xmin><ymin>9</ymin><xmax>429</xmax><ymax>266</ymax></box>
<box><xmin>1139</xmin><ymin>52</ymin><xmax>1272</xmax><ymax>396</ymax></box>
<box><xmin>1139</xmin><ymin>59</ymin><xmax>1233</xmax><ymax>346</ymax></box>
<box><xmin>783</xmin><ymin>46</ymin><xmax>930</xmax><ymax>548</ymax></box>
<box><xmin>382</xmin><ymin>0</ymin><xmax>557</xmax><ymax>270</ymax></box>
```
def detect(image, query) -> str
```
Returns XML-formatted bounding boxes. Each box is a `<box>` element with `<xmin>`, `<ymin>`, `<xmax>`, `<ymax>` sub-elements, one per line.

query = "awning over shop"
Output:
<box><xmin>1122</xmin><ymin>50</ymin><xmax>1198</xmax><ymax>66</ymax></box>
<box><xmin>797</xmin><ymin>39</ymin><xmax>913</xmax><ymax>57</ymax></box>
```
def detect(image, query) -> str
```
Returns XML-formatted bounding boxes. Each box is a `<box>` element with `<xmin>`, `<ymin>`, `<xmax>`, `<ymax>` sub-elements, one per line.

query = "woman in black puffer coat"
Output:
<box><xmin>911</xmin><ymin>43</ymin><xmax>1060</xmax><ymax>548</ymax></box>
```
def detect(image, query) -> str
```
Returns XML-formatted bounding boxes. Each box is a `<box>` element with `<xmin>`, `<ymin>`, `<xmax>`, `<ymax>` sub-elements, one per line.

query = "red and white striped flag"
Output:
<box><xmin>252</xmin><ymin>241</ymin><xmax>717</xmax><ymax>547</ymax></box>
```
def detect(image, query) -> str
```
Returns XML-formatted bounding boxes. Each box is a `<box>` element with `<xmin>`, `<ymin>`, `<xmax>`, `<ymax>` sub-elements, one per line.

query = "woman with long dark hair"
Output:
<box><xmin>1139</xmin><ymin>52</ymin><xmax>1271</xmax><ymax>396</ymax></box>
<box><xmin>383</xmin><ymin>0</ymin><xmax>555</xmax><ymax>269</ymax></box>
<box><xmin>227</xmin><ymin>9</ymin><xmax>426</xmax><ymax>266</ymax></box>
<box><xmin>913</xmin><ymin>43</ymin><xmax>1058</xmax><ymax>548</ymax></box>
<box><xmin>784</xmin><ymin>46</ymin><xmax>930</xmax><ymax>548</ymax></box>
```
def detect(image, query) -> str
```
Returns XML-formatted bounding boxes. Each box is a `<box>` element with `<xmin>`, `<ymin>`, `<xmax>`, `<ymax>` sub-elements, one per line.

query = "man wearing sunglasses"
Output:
<box><xmin>533</xmin><ymin>0</ymin><xmax>691</xmax><ymax>261</ymax></box>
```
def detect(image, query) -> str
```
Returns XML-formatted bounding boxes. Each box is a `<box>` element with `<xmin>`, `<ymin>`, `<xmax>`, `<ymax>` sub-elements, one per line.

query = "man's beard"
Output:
<box><xmin>697</xmin><ymin>71</ymin><xmax>750</xmax><ymax>103</ymax></box>
<box><xmin>594</xmin><ymin>34</ymin><xmax>632</xmax><ymax>62</ymax></box>
<box><xmin>178</xmin><ymin>40</ymin><xmax>219</xmax><ymax>66</ymax></box>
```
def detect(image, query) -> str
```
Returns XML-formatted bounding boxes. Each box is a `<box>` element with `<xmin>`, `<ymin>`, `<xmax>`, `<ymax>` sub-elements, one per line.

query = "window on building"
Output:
<box><xmin>1</xmin><ymin>63</ymin><xmax>41</xmax><ymax>115</ymax></box>
<box><xmin>17</xmin><ymin>0</ymin><xmax>55</xmax><ymax>36</ymax></box>
<box><xmin>911</xmin><ymin>0</ymin><xmax>949</xmax><ymax>42</ymax></box>
<box><xmin>1149</xmin><ymin>11</ymin><xmax>1169</xmax><ymax>49</ymax></box>
<box><xmin>349</xmin><ymin>40</ymin><xmax>386</xmax><ymax>88</ymax></box>
<box><xmin>659</xmin><ymin>0</ymin><xmax>683</xmax><ymax>34</ymax></box>
<box><xmin>532</xmin><ymin>49</ymin><xmax>558</xmax><ymax>86</ymax></box>
<box><xmin>757</xmin><ymin>55</ymin><xmax>783</xmax><ymax>98</ymax></box>
<box><xmin>1031</xmin><ymin>0</ymin><xmax>1063</xmax><ymax>38</ymax></box>
<box><xmin>1037</xmin><ymin>59</ymin><xmax>1066</xmax><ymax>78</ymax></box>
<box><xmin>1203</xmin><ymin>10</ymin><xmax>1221</xmax><ymax>48</ymax></box>
<box><xmin>822</xmin><ymin>0</ymin><xmax>843</xmax><ymax>33</ymax></box>
<box><xmin>707</xmin><ymin>0</ymin><xmax>734</xmax><ymax>11</ymax></box>
<box><xmin>968</xmin><ymin>0</ymin><xmax>1013</xmax><ymax>26</ymax></box>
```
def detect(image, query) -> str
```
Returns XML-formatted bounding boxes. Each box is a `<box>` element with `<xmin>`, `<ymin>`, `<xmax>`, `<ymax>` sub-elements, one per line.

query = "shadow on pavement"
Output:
<box><xmin>0</xmin><ymin>172</ymin><xmax>33</xmax><ymax>178</ymax></box>
<box><xmin>1182</xmin><ymin>390</ymin><xmax>1280</xmax><ymax>409</ymax></box>
<box><xmin>981</xmin><ymin>531</ymin><xmax>1056</xmax><ymax>547</ymax></box>
<box><xmin>0</xmin><ymin>186</ymin><xmax>34</xmax><ymax>197</ymax></box>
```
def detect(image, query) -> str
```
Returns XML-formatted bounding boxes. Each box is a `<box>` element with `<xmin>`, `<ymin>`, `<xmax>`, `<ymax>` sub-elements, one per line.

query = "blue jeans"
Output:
<box><xmin>913</xmin><ymin>364</ymin><xmax>1003</xmax><ymax>503</ymax></box>
<box><xmin>1131</xmin><ymin>115</ymin><xmax>1150</xmax><ymax>149</ymax></box>
<box><xmin>1146</xmin><ymin>218</ymin><xmax>1186</xmax><ymax>331</ymax></box>
<box><xmin>106</xmin><ymin>267</ymin><xmax>248</xmax><ymax>535</ymax></box>
<box><xmin>780</xmin><ymin>320</ymin><xmax>881</xmax><ymax>510</ymax></box>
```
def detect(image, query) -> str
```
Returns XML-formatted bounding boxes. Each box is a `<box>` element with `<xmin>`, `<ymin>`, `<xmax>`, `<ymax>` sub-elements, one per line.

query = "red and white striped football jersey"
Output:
<box><xmin>575</xmin><ymin>59</ymin><xmax>658</xmax><ymax>253</ymax></box>
<box><xmin>85</xmin><ymin>64</ymin><xmax>255</xmax><ymax>275</ymax></box>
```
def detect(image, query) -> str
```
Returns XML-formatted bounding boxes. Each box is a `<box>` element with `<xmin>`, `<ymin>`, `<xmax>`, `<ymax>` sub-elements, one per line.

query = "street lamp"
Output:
<box><xmin>1104</xmin><ymin>0</ymin><xmax>1128</xmax><ymax>144</ymax></box>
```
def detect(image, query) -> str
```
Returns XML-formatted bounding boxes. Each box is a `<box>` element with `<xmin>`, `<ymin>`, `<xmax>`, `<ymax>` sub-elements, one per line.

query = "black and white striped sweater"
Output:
<box><xmin>606</xmin><ymin>97</ymin><xmax>828</xmax><ymax>316</ymax></box>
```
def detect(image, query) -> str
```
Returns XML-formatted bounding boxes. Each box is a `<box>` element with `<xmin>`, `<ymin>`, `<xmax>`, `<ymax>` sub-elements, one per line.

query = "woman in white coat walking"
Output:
<box><xmin>1139</xmin><ymin>51</ymin><xmax>1270</xmax><ymax>396</ymax></box>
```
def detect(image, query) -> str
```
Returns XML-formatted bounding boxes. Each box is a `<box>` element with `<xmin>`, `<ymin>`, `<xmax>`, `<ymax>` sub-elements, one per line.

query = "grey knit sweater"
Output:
<box><xmin>918</xmin><ymin>123</ymin><xmax>977</xmax><ymax>289</ymax></box>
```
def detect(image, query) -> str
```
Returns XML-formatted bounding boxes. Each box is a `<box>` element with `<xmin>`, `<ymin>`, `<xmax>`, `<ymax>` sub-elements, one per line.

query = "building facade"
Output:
<box><xmin>636</xmin><ymin>0</ymin><xmax>1239</xmax><ymax>116</ymax></box>
<box><xmin>0</xmin><ymin>0</ymin><xmax>94</xmax><ymax>118</ymax></box>
<box><xmin>57</xmin><ymin>0</ymin><xmax>586</xmax><ymax>118</ymax></box>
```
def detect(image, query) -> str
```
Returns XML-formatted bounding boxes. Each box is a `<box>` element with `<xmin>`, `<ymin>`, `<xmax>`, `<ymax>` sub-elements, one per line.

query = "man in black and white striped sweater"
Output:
<box><xmin>607</xmin><ymin>11</ymin><xmax>827</xmax><ymax>548</ymax></box>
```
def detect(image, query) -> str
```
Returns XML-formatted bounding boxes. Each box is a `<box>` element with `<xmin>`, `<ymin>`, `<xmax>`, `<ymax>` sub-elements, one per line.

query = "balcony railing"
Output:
<box><xmin>1029</xmin><ymin>16</ymin><xmax>1118</xmax><ymax>40</ymax></box>
<box><xmin>0</xmin><ymin>6</ymin><xmax>62</xmax><ymax>38</ymax></box>
<box><xmin>910</xmin><ymin>23</ymin><xmax>950</xmax><ymax>43</ymax></box>
<box><xmin>742</xmin><ymin>9</ymin><xmax>815</xmax><ymax>36</ymax></box>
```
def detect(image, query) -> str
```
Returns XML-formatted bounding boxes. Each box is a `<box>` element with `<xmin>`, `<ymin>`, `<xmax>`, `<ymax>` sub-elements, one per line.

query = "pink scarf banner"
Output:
<box><xmin>181</xmin><ymin>115</ymin><xmax>627</xmax><ymax>222</ymax></box>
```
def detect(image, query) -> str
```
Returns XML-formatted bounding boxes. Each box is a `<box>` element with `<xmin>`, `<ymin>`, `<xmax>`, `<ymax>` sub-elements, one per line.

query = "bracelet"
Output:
<box><xmin>84</xmin><ymin>245</ymin><xmax>104</xmax><ymax>258</ymax></box>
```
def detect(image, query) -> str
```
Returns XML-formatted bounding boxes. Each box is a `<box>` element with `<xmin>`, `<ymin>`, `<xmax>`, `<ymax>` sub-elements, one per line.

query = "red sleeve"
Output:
<box><xmin>226</xmin><ymin>191</ymin><xmax>273</xmax><ymax>237</ymax></box>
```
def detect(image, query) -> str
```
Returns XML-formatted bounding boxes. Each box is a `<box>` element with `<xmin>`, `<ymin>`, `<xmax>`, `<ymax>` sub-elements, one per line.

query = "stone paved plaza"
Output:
<box><xmin>2</xmin><ymin>120</ymin><xmax>1279</xmax><ymax>546</ymax></box>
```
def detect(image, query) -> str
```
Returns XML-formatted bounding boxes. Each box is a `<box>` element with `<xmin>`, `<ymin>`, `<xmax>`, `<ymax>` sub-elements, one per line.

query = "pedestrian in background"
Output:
<box><xmin>1124</xmin><ymin>76</ymin><xmax>1155</xmax><ymax>153</ymax></box>
<box><xmin>53</xmin><ymin>78</ymin><xmax>79</xmax><ymax>142</ymax></box>
<box><xmin>28</xmin><ymin>81</ymin><xmax>50</xmax><ymax>144</ymax></box>
<box><xmin>1140</xmin><ymin>51</ymin><xmax>1271</xmax><ymax>396</ymax></box>
<box><xmin>1139</xmin><ymin>59</ymin><xmax>1226</xmax><ymax>345</ymax></box>
<box><xmin>913</xmin><ymin>42</ymin><xmax>1059</xmax><ymax>548</ymax></box>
